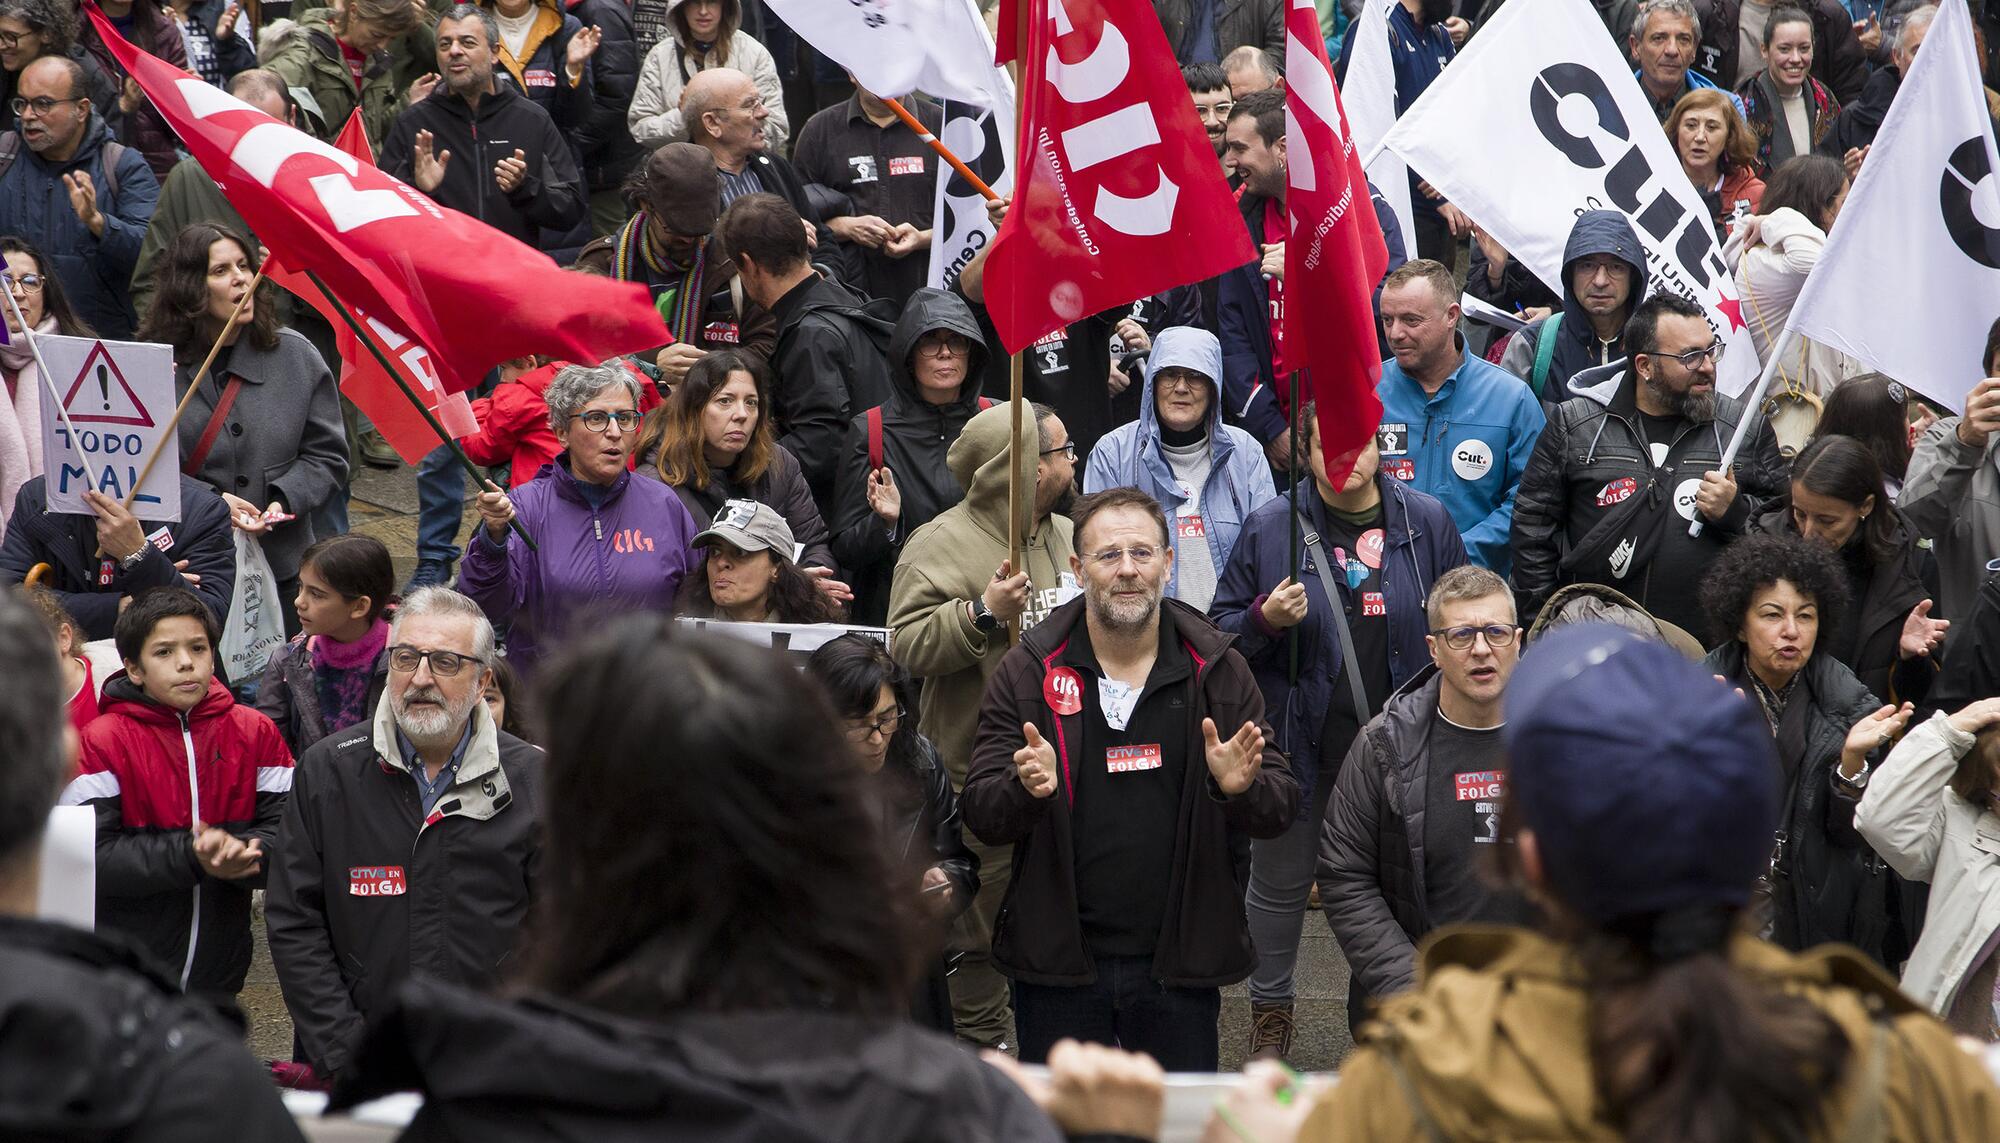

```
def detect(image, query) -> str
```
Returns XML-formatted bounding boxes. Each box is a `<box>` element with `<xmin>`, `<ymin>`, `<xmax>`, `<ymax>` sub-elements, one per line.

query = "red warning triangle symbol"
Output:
<box><xmin>60</xmin><ymin>341</ymin><xmax>155</xmax><ymax>427</ymax></box>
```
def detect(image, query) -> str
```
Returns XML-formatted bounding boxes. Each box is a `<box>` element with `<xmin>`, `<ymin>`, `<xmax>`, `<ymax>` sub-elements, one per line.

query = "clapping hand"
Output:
<box><xmin>1899</xmin><ymin>599</ymin><xmax>1950</xmax><ymax>661</ymax></box>
<box><xmin>1203</xmin><ymin>717</ymin><xmax>1266</xmax><ymax>796</ymax></box>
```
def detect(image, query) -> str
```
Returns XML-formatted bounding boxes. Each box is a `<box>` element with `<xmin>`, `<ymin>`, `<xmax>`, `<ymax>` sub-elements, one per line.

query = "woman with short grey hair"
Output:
<box><xmin>459</xmin><ymin>363</ymin><xmax>703</xmax><ymax>675</ymax></box>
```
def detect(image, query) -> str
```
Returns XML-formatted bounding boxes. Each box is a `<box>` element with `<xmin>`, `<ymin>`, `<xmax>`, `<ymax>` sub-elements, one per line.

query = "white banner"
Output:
<box><xmin>1379</xmin><ymin>0</ymin><xmax>1761</xmax><ymax>396</ymax></box>
<box><xmin>927</xmin><ymin>0</ymin><xmax>1017</xmax><ymax>291</ymax></box>
<box><xmin>675</xmin><ymin>617</ymin><xmax>891</xmax><ymax>661</ymax></box>
<box><xmin>761</xmin><ymin>0</ymin><xmax>1006</xmax><ymax>107</ymax></box>
<box><xmin>37</xmin><ymin>335</ymin><xmax>180</xmax><ymax>521</ymax></box>
<box><xmin>1344</xmin><ymin>0</ymin><xmax>1414</xmax><ymax>259</ymax></box>
<box><xmin>1787</xmin><ymin>0</ymin><xmax>1999</xmax><ymax>414</ymax></box>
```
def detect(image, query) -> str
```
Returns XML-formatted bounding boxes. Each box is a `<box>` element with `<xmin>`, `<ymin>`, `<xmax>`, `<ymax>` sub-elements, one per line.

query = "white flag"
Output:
<box><xmin>1379</xmin><ymin>0</ymin><xmax>1761</xmax><ymax>396</ymax></box>
<box><xmin>1345</xmin><ymin>0</ymin><xmax>1414</xmax><ymax>259</ymax></box>
<box><xmin>761</xmin><ymin>0</ymin><xmax>1006</xmax><ymax>107</ymax></box>
<box><xmin>927</xmin><ymin>0</ymin><xmax>1016</xmax><ymax>290</ymax></box>
<box><xmin>1787</xmin><ymin>0</ymin><xmax>1999</xmax><ymax>414</ymax></box>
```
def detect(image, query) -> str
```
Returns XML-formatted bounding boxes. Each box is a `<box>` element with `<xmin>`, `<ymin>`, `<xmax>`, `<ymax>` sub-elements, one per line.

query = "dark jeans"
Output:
<box><xmin>1013</xmin><ymin>954</ymin><xmax>1220</xmax><ymax>1070</ymax></box>
<box><xmin>416</xmin><ymin>443</ymin><xmax>464</xmax><ymax>563</ymax></box>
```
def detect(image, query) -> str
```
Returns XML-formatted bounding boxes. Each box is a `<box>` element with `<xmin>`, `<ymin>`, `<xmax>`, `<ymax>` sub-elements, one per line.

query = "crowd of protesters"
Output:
<box><xmin>6</xmin><ymin>0</ymin><xmax>2000</xmax><ymax>1139</ymax></box>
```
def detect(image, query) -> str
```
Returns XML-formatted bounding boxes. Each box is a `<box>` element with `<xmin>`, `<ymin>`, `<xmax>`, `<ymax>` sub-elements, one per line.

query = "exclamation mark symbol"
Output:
<box><xmin>97</xmin><ymin>363</ymin><xmax>110</xmax><ymax>411</ymax></box>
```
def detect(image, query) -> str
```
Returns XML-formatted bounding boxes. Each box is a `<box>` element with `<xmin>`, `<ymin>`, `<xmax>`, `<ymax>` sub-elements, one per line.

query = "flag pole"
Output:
<box><xmin>1004</xmin><ymin>0</ymin><xmax>1028</xmax><ymax>646</ymax></box>
<box><xmin>1688</xmin><ymin>327</ymin><xmax>1797</xmax><ymax>539</ymax></box>
<box><xmin>303</xmin><ymin>270</ymin><xmax>537</xmax><ymax>551</ymax></box>
<box><xmin>1287</xmin><ymin>369</ymin><xmax>1301</xmax><ymax>686</ymax></box>
<box><xmin>881</xmin><ymin>96</ymin><xmax>1002</xmax><ymax>202</ymax></box>
<box><xmin>120</xmin><ymin>267</ymin><xmax>265</xmax><ymax>513</ymax></box>
<box><xmin>1</xmin><ymin>284</ymin><xmax>98</xmax><ymax>495</ymax></box>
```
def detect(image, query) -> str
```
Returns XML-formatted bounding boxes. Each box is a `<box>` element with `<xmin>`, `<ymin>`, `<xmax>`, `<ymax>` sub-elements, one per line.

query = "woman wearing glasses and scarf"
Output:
<box><xmin>807</xmin><ymin>634</ymin><xmax>976</xmax><ymax>1035</ymax></box>
<box><xmin>460</xmin><ymin>363</ymin><xmax>701</xmax><ymax>676</ymax></box>
<box><xmin>1699</xmin><ymin>532</ymin><xmax>1914</xmax><ymax>969</ymax></box>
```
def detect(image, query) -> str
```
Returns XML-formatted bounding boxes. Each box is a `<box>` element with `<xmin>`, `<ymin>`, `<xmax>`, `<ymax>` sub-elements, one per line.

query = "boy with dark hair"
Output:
<box><xmin>61</xmin><ymin>587</ymin><xmax>293</xmax><ymax>1005</ymax></box>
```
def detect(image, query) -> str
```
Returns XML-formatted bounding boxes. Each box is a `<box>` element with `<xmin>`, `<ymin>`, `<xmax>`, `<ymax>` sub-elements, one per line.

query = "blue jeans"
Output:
<box><xmin>1013</xmin><ymin>954</ymin><xmax>1220</xmax><ymax>1070</ymax></box>
<box><xmin>416</xmin><ymin>443</ymin><xmax>463</xmax><ymax>563</ymax></box>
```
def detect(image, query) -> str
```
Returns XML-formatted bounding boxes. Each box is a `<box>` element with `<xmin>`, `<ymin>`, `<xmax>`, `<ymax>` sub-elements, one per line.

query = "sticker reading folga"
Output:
<box><xmin>348</xmin><ymin>866</ymin><xmax>407</xmax><ymax>897</ymax></box>
<box><xmin>1106</xmin><ymin>744</ymin><xmax>1163</xmax><ymax>773</ymax></box>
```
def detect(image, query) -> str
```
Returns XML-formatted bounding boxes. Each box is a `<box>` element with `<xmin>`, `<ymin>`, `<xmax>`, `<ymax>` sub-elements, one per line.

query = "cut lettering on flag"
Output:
<box><xmin>1787</xmin><ymin>0</ymin><xmax>1999</xmax><ymax>414</ymax></box>
<box><xmin>1343</xmin><ymin>0</ymin><xmax>1414</xmax><ymax>260</ymax></box>
<box><xmin>1379</xmin><ymin>0</ymin><xmax>1760</xmax><ymax>396</ymax></box>
<box><xmin>1284</xmin><ymin>0</ymin><xmax>1391</xmax><ymax>487</ymax></box>
<box><xmin>86</xmin><ymin>4</ymin><xmax>666</xmax><ymax>396</ymax></box>
<box><xmin>929</xmin><ymin>0</ymin><xmax>1018</xmax><ymax>291</ymax></box>
<box><xmin>984</xmin><ymin>0</ymin><xmax>1253</xmax><ymax>353</ymax></box>
<box><xmin>761</xmin><ymin>0</ymin><xmax>1007</xmax><ymax>106</ymax></box>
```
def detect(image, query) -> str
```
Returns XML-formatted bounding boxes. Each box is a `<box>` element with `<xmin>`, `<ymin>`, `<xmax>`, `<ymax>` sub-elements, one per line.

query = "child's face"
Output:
<box><xmin>124</xmin><ymin>616</ymin><xmax>214</xmax><ymax>712</ymax></box>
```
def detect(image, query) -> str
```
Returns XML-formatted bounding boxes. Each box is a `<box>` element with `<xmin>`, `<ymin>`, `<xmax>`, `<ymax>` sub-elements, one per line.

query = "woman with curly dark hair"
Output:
<box><xmin>1699</xmin><ymin>532</ymin><xmax>1913</xmax><ymax>967</ymax></box>
<box><xmin>675</xmin><ymin>499</ymin><xmax>835</xmax><ymax>624</ymax></box>
<box><xmin>805</xmin><ymin>634</ymin><xmax>976</xmax><ymax>1035</ymax></box>
<box><xmin>139</xmin><ymin>222</ymin><xmax>348</xmax><ymax>634</ymax></box>
<box><xmin>1752</xmin><ymin>434</ymin><xmax>1947</xmax><ymax>705</ymax></box>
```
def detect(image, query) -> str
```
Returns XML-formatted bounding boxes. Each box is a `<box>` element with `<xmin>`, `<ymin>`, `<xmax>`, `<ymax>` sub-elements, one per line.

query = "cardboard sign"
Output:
<box><xmin>38</xmin><ymin>335</ymin><xmax>180</xmax><ymax>521</ymax></box>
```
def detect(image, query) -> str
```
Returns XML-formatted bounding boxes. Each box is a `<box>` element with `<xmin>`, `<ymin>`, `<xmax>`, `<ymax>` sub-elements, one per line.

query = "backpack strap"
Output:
<box><xmin>867</xmin><ymin>405</ymin><xmax>885</xmax><ymax>471</ymax></box>
<box><xmin>100</xmin><ymin>140</ymin><xmax>125</xmax><ymax>204</ymax></box>
<box><xmin>1530</xmin><ymin>310</ymin><xmax>1564</xmax><ymax>399</ymax></box>
<box><xmin>184</xmin><ymin>376</ymin><xmax>245</xmax><ymax>476</ymax></box>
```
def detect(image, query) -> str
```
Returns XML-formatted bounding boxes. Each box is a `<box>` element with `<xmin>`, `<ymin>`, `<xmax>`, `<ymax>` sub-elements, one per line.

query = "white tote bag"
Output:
<box><xmin>219</xmin><ymin>530</ymin><xmax>286</xmax><ymax>684</ymax></box>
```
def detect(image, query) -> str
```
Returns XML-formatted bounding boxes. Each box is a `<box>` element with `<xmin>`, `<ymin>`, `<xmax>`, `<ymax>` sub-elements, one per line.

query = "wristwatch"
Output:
<box><xmin>970</xmin><ymin>595</ymin><xmax>1000</xmax><ymax>634</ymax></box>
<box><xmin>118</xmin><ymin>546</ymin><xmax>148</xmax><ymax>572</ymax></box>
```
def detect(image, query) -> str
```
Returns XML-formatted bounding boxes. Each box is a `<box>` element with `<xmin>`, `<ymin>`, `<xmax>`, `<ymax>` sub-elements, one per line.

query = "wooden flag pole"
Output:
<box><xmin>121</xmin><ymin>267</ymin><xmax>265</xmax><ymax>513</ymax></box>
<box><xmin>880</xmin><ymin>96</ymin><xmax>1002</xmax><ymax>202</ymax></box>
<box><xmin>1004</xmin><ymin>0</ymin><xmax>1028</xmax><ymax>646</ymax></box>
<box><xmin>303</xmin><ymin>271</ymin><xmax>538</xmax><ymax>551</ymax></box>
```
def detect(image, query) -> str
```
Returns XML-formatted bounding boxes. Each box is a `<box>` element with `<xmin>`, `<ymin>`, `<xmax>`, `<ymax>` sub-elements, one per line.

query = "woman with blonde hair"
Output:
<box><xmin>1668</xmin><ymin>87</ymin><xmax>1765</xmax><ymax>240</ymax></box>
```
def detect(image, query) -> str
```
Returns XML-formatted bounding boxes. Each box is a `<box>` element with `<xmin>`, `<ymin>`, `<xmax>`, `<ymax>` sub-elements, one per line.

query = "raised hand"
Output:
<box><xmin>866</xmin><ymin>465</ymin><xmax>901</xmax><ymax>524</ymax></box>
<box><xmin>566</xmin><ymin>25</ymin><xmax>602</xmax><ymax>82</ymax></box>
<box><xmin>63</xmin><ymin>171</ymin><xmax>103</xmax><ymax>236</ymax></box>
<box><xmin>413</xmin><ymin>129</ymin><xmax>451</xmax><ymax>194</ymax></box>
<box><xmin>1899</xmin><ymin>599</ymin><xmax>1950</xmax><ymax>661</ymax></box>
<box><xmin>214</xmin><ymin>1</ymin><xmax>240</xmax><ymax>38</ymax></box>
<box><xmin>1203</xmin><ymin>717</ymin><xmax>1266</xmax><ymax>796</ymax></box>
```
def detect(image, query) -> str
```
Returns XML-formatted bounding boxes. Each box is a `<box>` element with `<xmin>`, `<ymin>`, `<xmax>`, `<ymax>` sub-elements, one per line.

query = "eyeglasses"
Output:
<box><xmin>1040</xmin><ymin>441</ymin><xmax>1077</xmax><ymax>461</ymax></box>
<box><xmin>1</xmin><ymin>272</ymin><xmax>42</xmax><ymax>294</ymax></box>
<box><xmin>1430</xmin><ymin>624</ymin><xmax>1518</xmax><ymax>651</ymax></box>
<box><xmin>1656</xmin><ymin>340</ymin><xmax>1725</xmax><ymax>369</ymax></box>
<box><xmin>1156</xmin><ymin>370</ymin><xmax>1207</xmax><ymax>393</ymax></box>
<box><xmin>0</xmin><ymin>30</ymin><xmax>27</xmax><ymax>49</ymax></box>
<box><xmin>10</xmin><ymin>96</ymin><xmax>79</xmax><ymax>117</ymax></box>
<box><xmin>916</xmin><ymin>334</ymin><xmax>972</xmax><ymax>358</ymax></box>
<box><xmin>846</xmin><ymin>706</ymin><xmax>905</xmax><ymax>743</ymax></box>
<box><xmin>1088</xmin><ymin>545</ymin><xmax>1160</xmax><ymax>568</ymax></box>
<box><xmin>571</xmin><ymin>410</ymin><xmax>640</xmax><ymax>433</ymax></box>
<box><xmin>388</xmin><ymin>646</ymin><xmax>485</xmax><ymax>677</ymax></box>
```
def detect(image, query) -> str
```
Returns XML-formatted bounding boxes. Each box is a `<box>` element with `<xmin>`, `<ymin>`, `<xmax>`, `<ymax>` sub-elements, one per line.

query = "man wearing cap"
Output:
<box><xmin>579</xmin><ymin>142</ymin><xmax>775</xmax><ymax>392</ymax></box>
<box><xmin>1319</xmin><ymin>564</ymin><xmax>1531</xmax><ymax>1024</ymax></box>
<box><xmin>1296</xmin><ymin>622</ymin><xmax>2000</xmax><ymax>1140</ymax></box>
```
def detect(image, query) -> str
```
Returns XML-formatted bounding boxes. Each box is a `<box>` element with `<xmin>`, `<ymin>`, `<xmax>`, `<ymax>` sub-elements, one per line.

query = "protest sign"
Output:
<box><xmin>38</xmin><ymin>335</ymin><xmax>180</xmax><ymax>521</ymax></box>
<box><xmin>675</xmin><ymin>618</ymin><xmax>891</xmax><ymax>663</ymax></box>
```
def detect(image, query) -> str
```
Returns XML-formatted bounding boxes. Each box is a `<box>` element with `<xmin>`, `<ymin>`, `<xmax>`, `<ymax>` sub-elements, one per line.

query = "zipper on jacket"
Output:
<box><xmin>179</xmin><ymin>711</ymin><xmax>202</xmax><ymax>991</ymax></box>
<box><xmin>472</xmin><ymin>118</ymin><xmax>485</xmax><ymax>221</ymax></box>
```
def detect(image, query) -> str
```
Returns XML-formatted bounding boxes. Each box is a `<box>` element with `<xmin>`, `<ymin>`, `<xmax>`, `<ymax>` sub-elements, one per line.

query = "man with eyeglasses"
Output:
<box><xmin>268</xmin><ymin>586</ymin><xmax>542</xmax><ymax>1087</ymax></box>
<box><xmin>1182</xmin><ymin>62</ymin><xmax>1234</xmax><ymax>166</ymax></box>
<box><xmin>0</xmin><ymin>55</ymin><xmax>157</xmax><ymax>339</ymax></box>
<box><xmin>1512</xmin><ymin>292</ymin><xmax>1785</xmax><ymax>638</ymax></box>
<box><xmin>961</xmin><ymin>485</ymin><xmax>1295</xmax><ymax>1070</ymax></box>
<box><xmin>681</xmin><ymin>67</ymin><xmax>838</xmax><ymax>273</ymax></box>
<box><xmin>1318</xmin><ymin>563</ymin><xmax>1532</xmax><ymax>1029</ymax></box>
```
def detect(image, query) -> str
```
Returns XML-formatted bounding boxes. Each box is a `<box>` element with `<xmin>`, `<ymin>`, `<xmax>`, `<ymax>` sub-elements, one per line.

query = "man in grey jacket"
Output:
<box><xmin>1318</xmin><ymin>565</ymin><xmax>1528</xmax><ymax>1029</ymax></box>
<box><xmin>1899</xmin><ymin>323</ymin><xmax>2000</xmax><ymax>625</ymax></box>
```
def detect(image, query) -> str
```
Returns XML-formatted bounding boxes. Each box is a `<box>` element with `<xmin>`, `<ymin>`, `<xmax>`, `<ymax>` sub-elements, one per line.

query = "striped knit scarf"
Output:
<box><xmin>613</xmin><ymin>212</ymin><xmax>709</xmax><ymax>345</ymax></box>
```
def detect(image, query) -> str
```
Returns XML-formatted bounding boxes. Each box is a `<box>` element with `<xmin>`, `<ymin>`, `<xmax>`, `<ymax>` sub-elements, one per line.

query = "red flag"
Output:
<box><xmin>86</xmin><ymin>4</ymin><xmax>667</xmax><ymax>394</ymax></box>
<box><xmin>1283</xmin><ymin>0</ymin><xmax>1390</xmax><ymax>487</ymax></box>
<box><xmin>982</xmin><ymin>0</ymin><xmax>1252</xmax><ymax>353</ymax></box>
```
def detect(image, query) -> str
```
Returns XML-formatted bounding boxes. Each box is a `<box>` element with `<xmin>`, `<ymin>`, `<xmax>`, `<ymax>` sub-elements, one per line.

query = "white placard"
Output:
<box><xmin>38</xmin><ymin>335</ymin><xmax>180</xmax><ymax>521</ymax></box>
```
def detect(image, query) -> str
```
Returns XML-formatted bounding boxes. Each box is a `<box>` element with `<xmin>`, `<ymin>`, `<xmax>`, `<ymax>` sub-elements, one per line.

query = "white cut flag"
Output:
<box><xmin>928</xmin><ymin>0</ymin><xmax>1017</xmax><ymax>290</ymax></box>
<box><xmin>761</xmin><ymin>0</ymin><xmax>1006</xmax><ymax>107</ymax></box>
<box><xmin>1787</xmin><ymin>0</ymin><xmax>1999</xmax><ymax>414</ymax></box>
<box><xmin>1345</xmin><ymin>0</ymin><xmax>1414</xmax><ymax>259</ymax></box>
<box><xmin>1379</xmin><ymin>0</ymin><xmax>1760</xmax><ymax>396</ymax></box>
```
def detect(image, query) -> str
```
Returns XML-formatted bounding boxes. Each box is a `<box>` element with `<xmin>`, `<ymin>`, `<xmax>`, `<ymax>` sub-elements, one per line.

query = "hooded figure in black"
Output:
<box><xmin>828</xmin><ymin>288</ymin><xmax>993</xmax><ymax>625</ymax></box>
<box><xmin>1497</xmin><ymin>210</ymin><xmax>1650</xmax><ymax>403</ymax></box>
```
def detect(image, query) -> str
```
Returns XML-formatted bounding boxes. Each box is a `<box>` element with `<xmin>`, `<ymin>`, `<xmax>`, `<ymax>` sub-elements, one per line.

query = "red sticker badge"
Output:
<box><xmin>1106</xmin><ymin>744</ymin><xmax>1164</xmax><ymax>773</ymax></box>
<box><xmin>1596</xmin><ymin>477</ymin><xmax>1638</xmax><ymax>507</ymax></box>
<box><xmin>348</xmin><ymin>866</ymin><xmax>407</xmax><ymax>897</ymax></box>
<box><xmin>1357</xmin><ymin>528</ymin><xmax>1385</xmax><ymax>569</ymax></box>
<box><xmin>1382</xmin><ymin>457</ymin><xmax>1415</xmax><ymax>482</ymax></box>
<box><xmin>1044</xmin><ymin>667</ymin><xmax>1084</xmax><ymax>716</ymax></box>
<box><xmin>1177</xmin><ymin>513</ymin><xmax>1207</xmax><ymax>541</ymax></box>
<box><xmin>1361</xmin><ymin>591</ymin><xmax>1386</xmax><ymax>617</ymax></box>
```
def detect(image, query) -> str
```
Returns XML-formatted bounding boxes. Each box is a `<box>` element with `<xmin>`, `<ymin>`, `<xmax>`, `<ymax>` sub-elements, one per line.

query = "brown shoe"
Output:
<box><xmin>1248</xmin><ymin>1000</ymin><xmax>1294</xmax><ymax>1060</ymax></box>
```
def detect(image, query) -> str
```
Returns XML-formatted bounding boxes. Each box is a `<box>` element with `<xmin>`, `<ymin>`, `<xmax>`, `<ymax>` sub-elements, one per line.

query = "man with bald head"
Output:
<box><xmin>0</xmin><ymin>54</ymin><xmax>158</xmax><ymax>338</ymax></box>
<box><xmin>681</xmin><ymin>66</ymin><xmax>837</xmax><ymax>269</ymax></box>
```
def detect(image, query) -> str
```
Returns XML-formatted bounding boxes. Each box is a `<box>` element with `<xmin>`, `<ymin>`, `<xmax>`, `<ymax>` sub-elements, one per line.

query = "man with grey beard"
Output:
<box><xmin>960</xmin><ymin>487</ymin><xmax>1295</xmax><ymax>1070</ymax></box>
<box><xmin>267</xmin><ymin>587</ymin><xmax>541</xmax><ymax>1085</ymax></box>
<box><xmin>1512</xmin><ymin>292</ymin><xmax>1786</xmax><ymax>637</ymax></box>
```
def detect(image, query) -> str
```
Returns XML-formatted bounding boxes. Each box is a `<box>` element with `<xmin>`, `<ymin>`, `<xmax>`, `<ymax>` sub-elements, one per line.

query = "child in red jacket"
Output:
<box><xmin>60</xmin><ymin>587</ymin><xmax>293</xmax><ymax>1002</ymax></box>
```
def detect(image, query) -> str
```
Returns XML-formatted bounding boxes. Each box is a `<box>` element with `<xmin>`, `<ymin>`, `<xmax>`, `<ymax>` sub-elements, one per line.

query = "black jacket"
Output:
<box><xmin>0</xmin><ymin>916</ymin><xmax>304</xmax><ymax>1142</ymax></box>
<box><xmin>828</xmin><ymin>288</ymin><xmax>991</xmax><ymax>624</ymax></box>
<box><xmin>1509</xmin><ymin>360</ymin><xmax>1786</xmax><ymax>630</ymax></box>
<box><xmin>1704</xmin><ymin>642</ymin><xmax>1893</xmax><ymax>967</ymax></box>
<box><xmin>253</xmin><ymin>633</ymin><xmax>392</xmax><ymax>757</ymax></box>
<box><xmin>1825</xmin><ymin>64</ymin><xmax>1901</xmax><ymax>155</ymax></box>
<box><xmin>1933</xmin><ymin>570</ymin><xmax>2000</xmax><ymax>720</ymax></box>
<box><xmin>636</xmin><ymin>442</ymin><xmax>837</xmax><ymax>573</ymax></box>
<box><xmin>380</xmin><ymin>81</ymin><xmax>586</xmax><ymax>246</ymax></box>
<box><xmin>769</xmin><ymin>274</ymin><xmax>897</xmax><ymax>510</ymax></box>
<box><xmin>0</xmin><ymin>474</ymin><xmax>236</xmax><ymax>643</ymax></box>
<box><xmin>266</xmin><ymin>707</ymin><xmax>542</xmax><ymax>1079</ymax></box>
<box><xmin>566</xmin><ymin>0</ymin><xmax>645</xmax><ymax>191</ymax></box>
<box><xmin>960</xmin><ymin>597</ymin><xmax>1298</xmax><ymax>987</ymax></box>
<box><xmin>1317</xmin><ymin>666</ymin><xmax>1444</xmax><ymax>1002</ymax></box>
<box><xmin>333</xmin><ymin>979</ymin><xmax>1069</xmax><ymax>1142</ymax></box>
<box><xmin>1689</xmin><ymin>0</ymin><xmax>1869</xmax><ymax>102</ymax></box>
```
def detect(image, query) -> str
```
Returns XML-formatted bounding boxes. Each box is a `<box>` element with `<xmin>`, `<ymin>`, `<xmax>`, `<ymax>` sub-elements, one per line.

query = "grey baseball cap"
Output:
<box><xmin>692</xmin><ymin>499</ymin><xmax>797</xmax><ymax>560</ymax></box>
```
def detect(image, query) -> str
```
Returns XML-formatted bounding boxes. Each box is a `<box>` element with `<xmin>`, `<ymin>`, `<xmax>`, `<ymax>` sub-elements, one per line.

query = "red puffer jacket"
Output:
<box><xmin>63</xmin><ymin>675</ymin><xmax>292</xmax><ymax>998</ymax></box>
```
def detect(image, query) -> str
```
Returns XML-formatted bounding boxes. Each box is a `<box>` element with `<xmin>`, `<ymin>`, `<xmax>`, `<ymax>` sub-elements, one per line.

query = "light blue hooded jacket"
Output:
<box><xmin>1083</xmin><ymin>327</ymin><xmax>1277</xmax><ymax>604</ymax></box>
